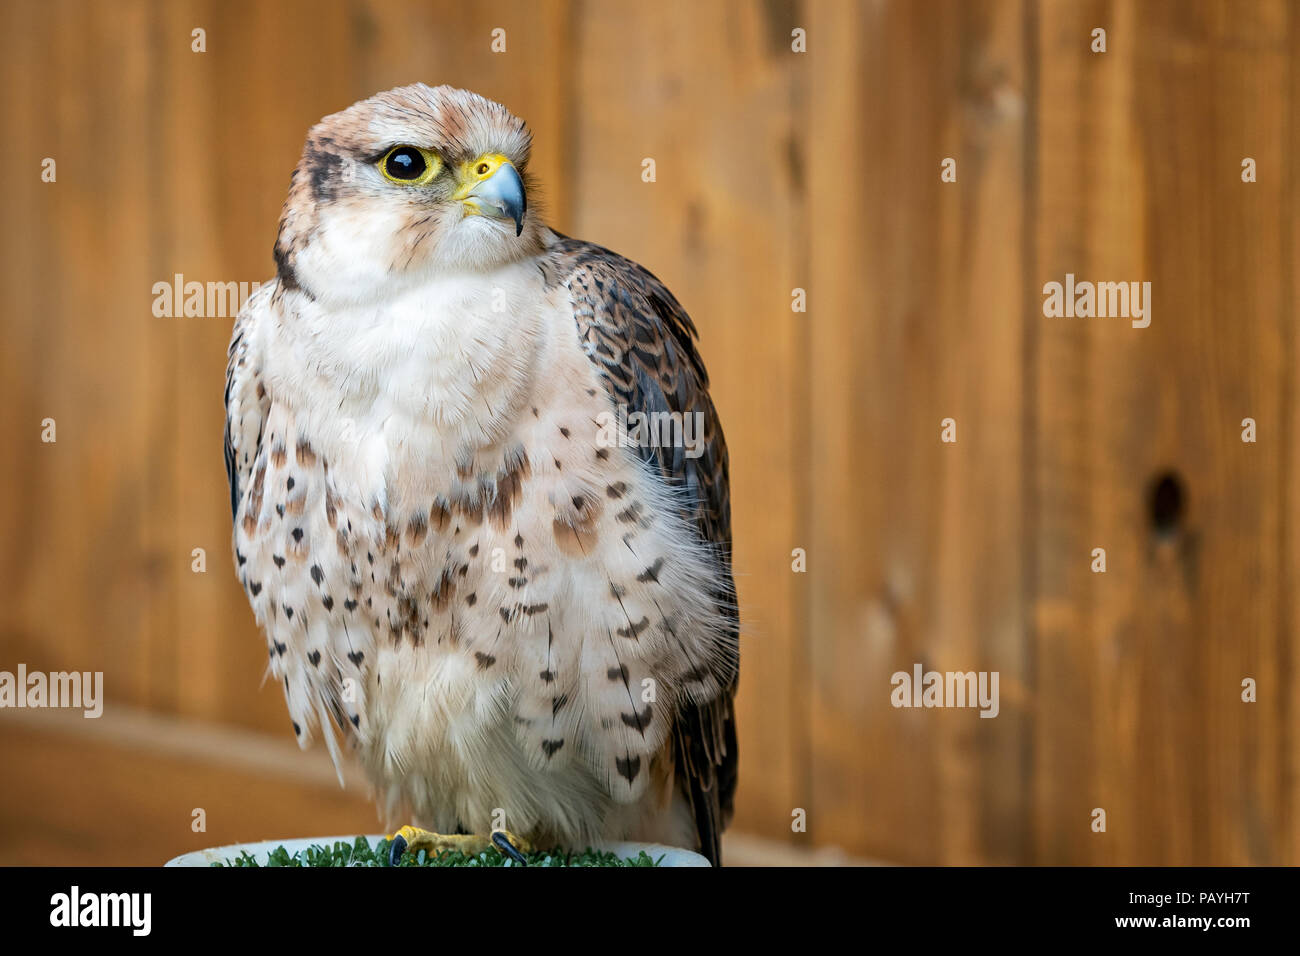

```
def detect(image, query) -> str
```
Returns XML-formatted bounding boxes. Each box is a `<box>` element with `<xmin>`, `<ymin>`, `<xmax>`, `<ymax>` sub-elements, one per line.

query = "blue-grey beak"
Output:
<box><xmin>459</xmin><ymin>160</ymin><xmax>527</xmax><ymax>236</ymax></box>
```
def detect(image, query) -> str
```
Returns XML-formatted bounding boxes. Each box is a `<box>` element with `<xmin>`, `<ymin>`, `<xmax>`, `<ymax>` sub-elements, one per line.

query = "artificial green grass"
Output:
<box><xmin>215</xmin><ymin>836</ymin><xmax>661</xmax><ymax>867</ymax></box>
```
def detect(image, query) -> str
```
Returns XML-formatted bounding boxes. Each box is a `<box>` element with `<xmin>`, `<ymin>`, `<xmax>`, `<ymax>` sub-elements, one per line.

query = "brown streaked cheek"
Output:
<box><xmin>304</xmin><ymin>147</ymin><xmax>349</xmax><ymax>202</ymax></box>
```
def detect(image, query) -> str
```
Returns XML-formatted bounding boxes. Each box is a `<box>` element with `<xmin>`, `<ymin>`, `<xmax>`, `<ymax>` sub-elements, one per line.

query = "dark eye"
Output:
<box><xmin>379</xmin><ymin>145</ymin><xmax>441</xmax><ymax>185</ymax></box>
<box><xmin>384</xmin><ymin>146</ymin><xmax>427</xmax><ymax>180</ymax></box>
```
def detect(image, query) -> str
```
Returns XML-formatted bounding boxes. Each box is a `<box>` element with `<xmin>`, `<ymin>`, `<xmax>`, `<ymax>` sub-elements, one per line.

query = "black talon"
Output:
<box><xmin>388</xmin><ymin>834</ymin><xmax>408</xmax><ymax>867</ymax></box>
<box><xmin>491</xmin><ymin>831</ymin><xmax>528</xmax><ymax>866</ymax></box>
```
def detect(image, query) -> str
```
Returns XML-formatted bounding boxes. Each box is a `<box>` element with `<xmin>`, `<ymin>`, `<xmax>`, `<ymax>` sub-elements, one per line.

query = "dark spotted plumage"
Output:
<box><xmin>541</xmin><ymin>231</ymin><xmax>740</xmax><ymax>866</ymax></box>
<box><xmin>226</xmin><ymin>84</ymin><xmax>739</xmax><ymax>864</ymax></box>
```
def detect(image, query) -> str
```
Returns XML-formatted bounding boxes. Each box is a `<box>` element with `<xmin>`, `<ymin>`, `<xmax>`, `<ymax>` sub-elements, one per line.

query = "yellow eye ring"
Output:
<box><xmin>379</xmin><ymin>145</ymin><xmax>441</xmax><ymax>185</ymax></box>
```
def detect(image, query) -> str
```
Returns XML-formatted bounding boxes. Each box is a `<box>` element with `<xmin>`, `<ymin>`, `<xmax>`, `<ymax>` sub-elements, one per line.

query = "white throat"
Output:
<box><xmin>260</xmin><ymin>258</ymin><xmax>550</xmax><ymax>504</ymax></box>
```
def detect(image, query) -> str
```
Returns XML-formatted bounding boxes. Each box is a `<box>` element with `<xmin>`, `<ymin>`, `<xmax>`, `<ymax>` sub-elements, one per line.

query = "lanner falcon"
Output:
<box><xmin>224</xmin><ymin>84</ymin><xmax>739</xmax><ymax>865</ymax></box>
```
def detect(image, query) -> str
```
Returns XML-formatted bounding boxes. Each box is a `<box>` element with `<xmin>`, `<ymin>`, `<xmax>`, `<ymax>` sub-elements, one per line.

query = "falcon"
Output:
<box><xmin>224</xmin><ymin>84</ymin><xmax>739</xmax><ymax>865</ymax></box>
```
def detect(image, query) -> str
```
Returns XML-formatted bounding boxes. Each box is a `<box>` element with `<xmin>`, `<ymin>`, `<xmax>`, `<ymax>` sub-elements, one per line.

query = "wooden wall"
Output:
<box><xmin>0</xmin><ymin>0</ymin><xmax>1295</xmax><ymax>865</ymax></box>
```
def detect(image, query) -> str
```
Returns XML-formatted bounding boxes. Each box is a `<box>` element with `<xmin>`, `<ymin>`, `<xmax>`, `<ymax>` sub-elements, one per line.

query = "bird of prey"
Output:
<box><xmin>224</xmin><ymin>84</ymin><xmax>739</xmax><ymax>865</ymax></box>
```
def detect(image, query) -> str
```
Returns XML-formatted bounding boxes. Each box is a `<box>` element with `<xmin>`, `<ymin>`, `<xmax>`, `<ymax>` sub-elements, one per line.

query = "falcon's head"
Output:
<box><xmin>274</xmin><ymin>84</ymin><xmax>542</xmax><ymax>305</ymax></box>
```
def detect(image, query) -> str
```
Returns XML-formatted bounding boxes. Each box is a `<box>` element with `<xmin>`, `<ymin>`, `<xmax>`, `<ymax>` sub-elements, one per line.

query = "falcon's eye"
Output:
<box><xmin>379</xmin><ymin>145</ymin><xmax>439</xmax><ymax>185</ymax></box>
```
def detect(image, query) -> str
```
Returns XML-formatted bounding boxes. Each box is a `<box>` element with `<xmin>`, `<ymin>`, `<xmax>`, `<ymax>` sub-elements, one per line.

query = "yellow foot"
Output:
<box><xmin>386</xmin><ymin>824</ymin><xmax>534</xmax><ymax>866</ymax></box>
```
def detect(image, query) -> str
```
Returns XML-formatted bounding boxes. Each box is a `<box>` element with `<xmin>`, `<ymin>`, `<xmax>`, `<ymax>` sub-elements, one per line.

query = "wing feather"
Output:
<box><xmin>224</xmin><ymin>284</ymin><xmax>273</xmax><ymax>526</ymax></box>
<box><xmin>542</xmin><ymin>232</ymin><xmax>739</xmax><ymax>864</ymax></box>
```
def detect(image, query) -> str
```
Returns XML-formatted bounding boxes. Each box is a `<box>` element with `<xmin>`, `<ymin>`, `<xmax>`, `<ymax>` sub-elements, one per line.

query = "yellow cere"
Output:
<box><xmin>465</xmin><ymin>153</ymin><xmax>509</xmax><ymax>182</ymax></box>
<box><xmin>449</xmin><ymin>153</ymin><xmax>512</xmax><ymax>201</ymax></box>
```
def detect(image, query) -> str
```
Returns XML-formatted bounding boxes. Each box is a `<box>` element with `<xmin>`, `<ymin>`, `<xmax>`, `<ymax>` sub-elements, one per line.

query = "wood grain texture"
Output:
<box><xmin>0</xmin><ymin>708</ymin><xmax>377</xmax><ymax>866</ymax></box>
<box><xmin>0</xmin><ymin>0</ymin><xmax>1294</xmax><ymax>864</ymax></box>
<box><xmin>1287</xmin><ymin>0</ymin><xmax>1300</xmax><ymax>870</ymax></box>
<box><xmin>1031</xmin><ymin>0</ymin><xmax>1290</xmax><ymax>865</ymax></box>
<box><xmin>806</xmin><ymin>0</ymin><xmax>1030</xmax><ymax>865</ymax></box>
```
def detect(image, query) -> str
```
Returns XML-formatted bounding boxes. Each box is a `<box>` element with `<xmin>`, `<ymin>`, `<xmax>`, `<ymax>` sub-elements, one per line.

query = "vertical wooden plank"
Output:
<box><xmin>0</xmin><ymin>2</ymin><xmax>52</xmax><ymax>662</ymax></box>
<box><xmin>1032</xmin><ymin>0</ymin><xmax>1289</xmax><ymax>864</ymax></box>
<box><xmin>1285</xmin><ymin>0</ymin><xmax>1299</xmax><ymax>868</ymax></box>
<box><xmin>807</xmin><ymin>0</ymin><xmax>1030</xmax><ymax>863</ymax></box>
<box><xmin>157</xmin><ymin>0</ymin><xmax>234</xmax><ymax>723</ymax></box>
<box><xmin>0</xmin><ymin>0</ymin><xmax>163</xmax><ymax>710</ymax></box>
<box><xmin>1201</xmin><ymin>0</ymin><xmax>1291</xmax><ymax>867</ymax></box>
<box><xmin>570</xmin><ymin>0</ymin><xmax>806</xmax><ymax>840</ymax></box>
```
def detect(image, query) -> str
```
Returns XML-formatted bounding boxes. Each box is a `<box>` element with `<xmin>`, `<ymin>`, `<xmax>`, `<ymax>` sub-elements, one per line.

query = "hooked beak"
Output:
<box><xmin>452</xmin><ymin>155</ymin><xmax>526</xmax><ymax>237</ymax></box>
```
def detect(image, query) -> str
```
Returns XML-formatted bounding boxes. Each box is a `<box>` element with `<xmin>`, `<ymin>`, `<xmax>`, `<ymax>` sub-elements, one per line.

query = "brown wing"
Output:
<box><xmin>541</xmin><ymin>231</ymin><xmax>739</xmax><ymax>865</ymax></box>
